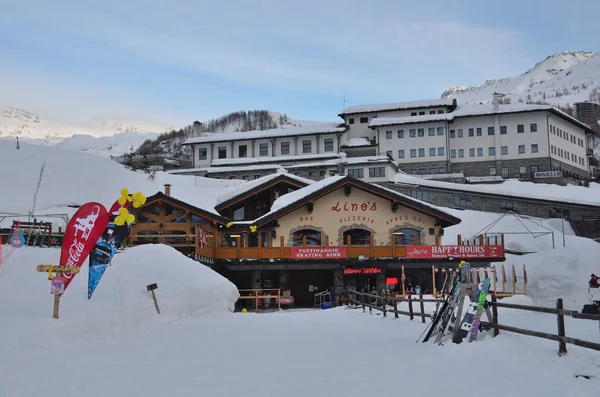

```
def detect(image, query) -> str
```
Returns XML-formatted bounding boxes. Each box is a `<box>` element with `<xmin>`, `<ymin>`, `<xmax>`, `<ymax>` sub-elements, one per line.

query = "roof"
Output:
<box><xmin>284</xmin><ymin>156</ymin><xmax>395</xmax><ymax>170</ymax></box>
<box><xmin>339</xmin><ymin>98</ymin><xmax>456</xmax><ymax>117</ymax></box>
<box><xmin>245</xmin><ymin>175</ymin><xmax>461</xmax><ymax>228</ymax></box>
<box><xmin>340</xmin><ymin>137</ymin><xmax>376</xmax><ymax>147</ymax></box>
<box><xmin>182</xmin><ymin>123</ymin><xmax>346</xmax><ymax>145</ymax></box>
<box><xmin>368</xmin><ymin>103</ymin><xmax>597</xmax><ymax>134</ymax></box>
<box><xmin>391</xmin><ymin>173</ymin><xmax>600</xmax><ymax>208</ymax></box>
<box><xmin>215</xmin><ymin>172</ymin><xmax>313</xmax><ymax>210</ymax></box>
<box><xmin>143</xmin><ymin>191</ymin><xmax>230</xmax><ymax>224</ymax></box>
<box><xmin>211</xmin><ymin>153</ymin><xmax>341</xmax><ymax>167</ymax></box>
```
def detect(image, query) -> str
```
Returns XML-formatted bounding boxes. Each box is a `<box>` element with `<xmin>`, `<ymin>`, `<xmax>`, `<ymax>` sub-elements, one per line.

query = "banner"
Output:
<box><xmin>59</xmin><ymin>202</ymin><xmax>109</xmax><ymax>292</ymax></box>
<box><xmin>290</xmin><ymin>246</ymin><xmax>347</xmax><ymax>259</ymax></box>
<box><xmin>405</xmin><ymin>245</ymin><xmax>504</xmax><ymax>259</ymax></box>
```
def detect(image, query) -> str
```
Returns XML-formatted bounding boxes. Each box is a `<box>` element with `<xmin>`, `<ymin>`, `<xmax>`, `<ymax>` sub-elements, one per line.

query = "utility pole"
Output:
<box><xmin>343</xmin><ymin>93</ymin><xmax>348</xmax><ymax>112</ymax></box>
<box><xmin>16</xmin><ymin>137</ymin><xmax>20</xmax><ymax>149</ymax></box>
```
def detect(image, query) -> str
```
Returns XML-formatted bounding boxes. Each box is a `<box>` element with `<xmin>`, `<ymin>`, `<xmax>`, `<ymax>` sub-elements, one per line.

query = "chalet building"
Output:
<box><xmin>129</xmin><ymin>173</ymin><xmax>506</xmax><ymax>307</ymax></box>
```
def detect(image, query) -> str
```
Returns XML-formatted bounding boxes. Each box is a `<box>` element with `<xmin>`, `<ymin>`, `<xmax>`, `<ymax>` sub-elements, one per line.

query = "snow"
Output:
<box><xmin>211</xmin><ymin>152</ymin><xmax>341</xmax><ymax>166</ymax></box>
<box><xmin>370</xmin><ymin>113</ymin><xmax>452</xmax><ymax>127</ymax></box>
<box><xmin>340</xmin><ymin>98</ymin><xmax>455</xmax><ymax>115</ymax></box>
<box><xmin>183</xmin><ymin>123</ymin><xmax>345</xmax><ymax>145</ymax></box>
<box><xmin>392</xmin><ymin>172</ymin><xmax>600</xmax><ymax>207</ymax></box>
<box><xmin>169</xmin><ymin>164</ymin><xmax>286</xmax><ymax>174</ymax></box>
<box><xmin>282</xmin><ymin>156</ymin><xmax>393</xmax><ymax>170</ymax></box>
<box><xmin>442</xmin><ymin>51</ymin><xmax>600</xmax><ymax>109</ymax></box>
<box><xmin>342</xmin><ymin>137</ymin><xmax>373</xmax><ymax>147</ymax></box>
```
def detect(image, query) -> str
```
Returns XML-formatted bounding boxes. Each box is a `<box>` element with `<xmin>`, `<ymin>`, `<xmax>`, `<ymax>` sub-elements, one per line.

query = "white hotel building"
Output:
<box><xmin>178</xmin><ymin>96</ymin><xmax>596</xmax><ymax>182</ymax></box>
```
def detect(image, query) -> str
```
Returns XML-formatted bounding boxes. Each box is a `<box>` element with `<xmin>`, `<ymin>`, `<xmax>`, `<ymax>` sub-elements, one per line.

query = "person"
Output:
<box><xmin>414</xmin><ymin>284</ymin><xmax>422</xmax><ymax>295</ymax></box>
<box><xmin>590</xmin><ymin>274</ymin><xmax>599</xmax><ymax>288</ymax></box>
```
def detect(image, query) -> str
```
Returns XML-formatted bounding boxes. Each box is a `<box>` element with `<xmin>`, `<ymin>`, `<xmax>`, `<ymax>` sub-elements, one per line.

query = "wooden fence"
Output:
<box><xmin>344</xmin><ymin>289</ymin><xmax>438</xmax><ymax>322</ymax></box>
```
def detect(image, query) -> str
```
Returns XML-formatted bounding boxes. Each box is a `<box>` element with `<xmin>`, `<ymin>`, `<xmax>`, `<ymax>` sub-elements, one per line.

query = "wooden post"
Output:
<box><xmin>52</xmin><ymin>294</ymin><xmax>60</xmax><ymax>319</ymax></box>
<box><xmin>325</xmin><ymin>234</ymin><xmax>329</xmax><ymax>247</ymax></box>
<box><xmin>346</xmin><ymin>234</ymin><xmax>352</xmax><ymax>257</ymax></box>
<box><xmin>147</xmin><ymin>283</ymin><xmax>160</xmax><ymax>314</ymax></box>
<box><xmin>401</xmin><ymin>265</ymin><xmax>406</xmax><ymax>297</ymax></box>
<box><xmin>408</xmin><ymin>295</ymin><xmax>414</xmax><ymax>321</ymax></box>
<box><xmin>523</xmin><ymin>264</ymin><xmax>527</xmax><ymax>296</ymax></box>
<box><xmin>556</xmin><ymin>298</ymin><xmax>567</xmax><ymax>356</ymax></box>
<box><xmin>501</xmin><ymin>234</ymin><xmax>505</xmax><ymax>246</ymax></box>
<box><xmin>419</xmin><ymin>293</ymin><xmax>425</xmax><ymax>323</ymax></box>
<box><xmin>431</xmin><ymin>265</ymin><xmax>436</xmax><ymax>297</ymax></box>
<box><xmin>302</xmin><ymin>234</ymin><xmax>307</xmax><ymax>247</ymax></box>
<box><xmin>382</xmin><ymin>296</ymin><xmax>387</xmax><ymax>318</ymax></box>
<box><xmin>457</xmin><ymin>234</ymin><xmax>462</xmax><ymax>245</ymax></box>
<box><xmin>392</xmin><ymin>232</ymin><xmax>397</xmax><ymax>257</ymax></box>
<box><xmin>512</xmin><ymin>264</ymin><xmax>516</xmax><ymax>294</ymax></box>
<box><xmin>280</xmin><ymin>236</ymin><xmax>284</xmax><ymax>258</ymax></box>
<box><xmin>258</xmin><ymin>235</ymin><xmax>263</xmax><ymax>258</ymax></box>
<box><xmin>493</xmin><ymin>265</ymin><xmax>497</xmax><ymax>294</ymax></box>
<box><xmin>369</xmin><ymin>234</ymin><xmax>374</xmax><ymax>258</ymax></box>
<box><xmin>361</xmin><ymin>293</ymin><xmax>365</xmax><ymax>313</ymax></box>
<box><xmin>502</xmin><ymin>264</ymin><xmax>506</xmax><ymax>293</ymax></box>
<box><xmin>236</xmin><ymin>236</ymin><xmax>241</xmax><ymax>258</ymax></box>
<box><xmin>491</xmin><ymin>294</ymin><xmax>499</xmax><ymax>337</ymax></box>
<box><xmin>495</xmin><ymin>235</ymin><xmax>498</xmax><ymax>245</ymax></box>
<box><xmin>393</xmin><ymin>298</ymin><xmax>399</xmax><ymax>319</ymax></box>
<box><xmin>277</xmin><ymin>289</ymin><xmax>281</xmax><ymax>310</ymax></box>
<box><xmin>479</xmin><ymin>235</ymin><xmax>484</xmax><ymax>245</ymax></box>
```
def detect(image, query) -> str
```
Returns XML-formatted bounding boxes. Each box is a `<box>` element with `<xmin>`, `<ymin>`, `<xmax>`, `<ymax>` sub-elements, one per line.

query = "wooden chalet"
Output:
<box><xmin>129</xmin><ymin>174</ymin><xmax>506</xmax><ymax>306</ymax></box>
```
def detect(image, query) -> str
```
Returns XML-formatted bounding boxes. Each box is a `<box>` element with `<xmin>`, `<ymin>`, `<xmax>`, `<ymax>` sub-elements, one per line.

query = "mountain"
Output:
<box><xmin>441</xmin><ymin>51</ymin><xmax>600</xmax><ymax>108</ymax></box>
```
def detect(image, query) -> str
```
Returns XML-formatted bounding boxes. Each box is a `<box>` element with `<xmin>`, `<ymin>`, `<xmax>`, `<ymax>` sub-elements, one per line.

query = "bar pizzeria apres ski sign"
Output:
<box><xmin>405</xmin><ymin>245</ymin><xmax>504</xmax><ymax>259</ymax></box>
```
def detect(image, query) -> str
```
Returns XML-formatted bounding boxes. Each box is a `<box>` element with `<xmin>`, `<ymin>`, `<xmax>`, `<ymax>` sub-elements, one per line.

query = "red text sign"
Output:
<box><xmin>405</xmin><ymin>245</ymin><xmax>505</xmax><ymax>259</ymax></box>
<box><xmin>386</xmin><ymin>277</ymin><xmax>398</xmax><ymax>285</ymax></box>
<box><xmin>290</xmin><ymin>247</ymin><xmax>347</xmax><ymax>259</ymax></box>
<box><xmin>343</xmin><ymin>268</ymin><xmax>382</xmax><ymax>275</ymax></box>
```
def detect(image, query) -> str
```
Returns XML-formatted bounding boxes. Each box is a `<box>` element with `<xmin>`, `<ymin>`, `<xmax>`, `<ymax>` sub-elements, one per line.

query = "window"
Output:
<box><xmin>500</xmin><ymin>126</ymin><xmax>507</xmax><ymax>135</ymax></box>
<box><xmin>410</xmin><ymin>190</ymin><xmax>429</xmax><ymax>202</ymax></box>
<box><xmin>343</xmin><ymin>229</ymin><xmax>371</xmax><ymax>246</ymax></box>
<box><xmin>519</xmin><ymin>165</ymin><xmax>526</xmax><ymax>174</ymax></box>
<box><xmin>347</xmin><ymin>168</ymin><xmax>364</xmax><ymax>178</ymax></box>
<box><xmin>360</xmin><ymin>117</ymin><xmax>368</xmax><ymax>123</ymax></box>
<box><xmin>531</xmin><ymin>144</ymin><xmax>538</xmax><ymax>153</ymax></box>
<box><xmin>410</xmin><ymin>149</ymin><xmax>417</xmax><ymax>158</ymax></box>
<box><xmin>324</xmin><ymin>138</ymin><xmax>334</xmax><ymax>152</ymax></box>
<box><xmin>254</xmin><ymin>175</ymin><xmax>261</xmax><ymax>179</ymax></box>
<box><xmin>517</xmin><ymin>124</ymin><xmax>524</xmax><ymax>133</ymax></box>
<box><xmin>292</xmin><ymin>229</ymin><xmax>322</xmax><ymax>246</ymax></box>
<box><xmin>501</xmin><ymin>146</ymin><xmax>508</xmax><ymax>155</ymax></box>
<box><xmin>500</xmin><ymin>201</ymin><xmax>519</xmax><ymax>212</ymax></box>
<box><xmin>438</xmin><ymin>147</ymin><xmax>444</xmax><ymax>156</ymax></box>
<box><xmin>490</xmin><ymin>167</ymin><xmax>496</xmax><ymax>176</ymax></box>
<box><xmin>489</xmin><ymin>147</ymin><xmax>496</xmax><ymax>156</ymax></box>
<box><xmin>320</xmin><ymin>170</ymin><xmax>325</xmax><ymax>177</ymax></box>
<box><xmin>488</xmin><ymin>126</ymin><xmax>495</xmax><ymax>135</ymax></box>
<box><xmin>242</xmin><ymin>175</ymin><xmax>250</xmax><ymax>181</ymax></box>
<box><xmin>429</xmin><ymin>148</ymin><xmax>436</xmax><ymax>156</ymax></box>
<box><xmin>457</xmin><ymin>129</ymin><xmax>463</xmax><ymax>138</ymax></box>
<box><xmin>437</xmin><ymin>127</ymin><xmax>444</xmax><ymax>136</ymax></box>
<box><xmin>393</xmin><ymin>228</ymin><xmax>422</xmax><ymax>245</ymax></box>
<box><xmin>386</xmin><ymin>131</ymin><xmax>392</xmax><ymax>139</ymax></box>
<box><xmin>438</xmin><ymin>167</ymin><xmax>445</xmax><ymax>174</ymax></box>
<box><xmin>531</xmin><ymin>165</ymin><xmax>539</xmax><ymax>173</ymax></box>
<box><xmin>530</xmin><ymin>123</ymin><xmax>538</xmax><ymax>132</ymax></box>
<box><xmin>451</xmin><ymin>149</ymin><xmax>456</xmax><ymax>158</ymax></box>
<box><xmin>468</xmin><ymin>128</ymin><xmax>474</xmax><ymax>137</ymax></box>
<box><xmin>349</xmin><ymin>118</ymin><xmax>354</xmax><ymax>124</ymax></box>
<box><xmin>410</xmin><ymin>129</ymin><xmax>416</xmax><ymax>138</ymax></box>
<box><xmin>429</xmin><ymin>110</ymin><xmax>436</xmax><ymax>115</ymax></box>
<box><xmin>398</xmin><ymin>130</ymin><xmax>404</xmax><ymax>138</ymax></box>
<box><xmin>259</xmin><ymin>143</ymin><xmax>268</xmax><ymax>156</ymax></box>
<box><xmin>418</xmin><ymin>128</ymin><xmax>424</xmax><ymax>137</ymax></box>
<box><xmin>419</xmin><ymin>111</ymin><xmax>425</xmax><ymax>115</ymax></box>
<box><xmin>238</xmin><ymin>145</ymin><xmax>248</xmax><ymax>158</ymax></box>
<box><xmin>232</xmin><ymin>207</ymin><xmax>245</xmax><ymax>220</ymax></box>
<box><xmin>438</xmin><ymin>110</ymin><xmax>444</xmax><ymax>114</ymax></box>
<box><xmin>429</xmin><ymin>168</ymin><xmax>437</xmax><ymax>174</ymax></box>
<box><xmin>281</xmin><ymin>141</ymin><xmax>290</xmax><ymax>155</ymax></box>
<box><xmin>411</xmin><ymin>112</ymin><xmax>417</xmax><ymax>116</ymax></box>
<box><xmin>501</xmin><ymin>167</ymin><xmax>509</xmax><ymax>178</ymax></box>
<box><xmin>399</xmin><ymin>150</ymin><xmax>405</xmax><ymax>158</ymax></box>
<box><xmin>428</xmin><ymin>127</ymin><xmax>435</xmax><ymax>136</ymax></box>
<box><xmin>386</xmin><ymin>150</ymin><xmax>393</xmax><ymax>158</ymax></box>
<box><xmin>450</xmin><ymin>130</ymin><xmax>456</xmax><ymax>138</ymax></box>
<box><xmin>458</xmin><ymin>149</ymin><xmax>464</xmax><ymax>158</ymax></box>
<box><xmin>198</xmin><ymin>148</ymin><xmax>207</xmax><ymax>160</ymax></box>
<box><xmin>476</xmin><ymin>128</ymin><xmax>482</xmax><ymax>136</ymax></box>
<box><xmin>369</xmin><ymin>167</ymin><xmax>386</xmax><ymax>177</ymax></box>
<box><xmin>418</xmin><ymin>148</ymin><xmax>425</xmax><ymax>157</ymax></box>
<box><xmin>302</xmin><ymin>140</ymin><xmax>312</xmax><ymax>153</ymax></box>
<box><xmin>518</xmin><ymin>145</ymin><xmax>525</xmax><ymax>154</ymax></box>
<box><xmin>218</xmin><ymin>146</ymin><xmax>227</xmax><ymax>159</ymax></box>
<box><xmin>454</xmin><ymin>196</ymin><xmax>472</xmax><ymax>208</ymax></box>
<box><xmin>469</xmin><ymin>148</ymin><xmax>475</xmax><ymax>157</ymax></box>
<box><xmin>477</xmin><ymin>148</ymin><xmax>483</xmax><ymax>157</ymax></box>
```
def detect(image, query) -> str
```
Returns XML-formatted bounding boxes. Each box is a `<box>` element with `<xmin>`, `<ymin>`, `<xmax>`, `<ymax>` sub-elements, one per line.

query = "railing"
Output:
<box><xmin>235</xmin><ymin>289</ymin><xmax>281</xmax><ymax>312</ymax></box>
<box><xmin>344</xmin><ymin>289</ymin><xmax>439</xmax><ymax>322</ymax></box>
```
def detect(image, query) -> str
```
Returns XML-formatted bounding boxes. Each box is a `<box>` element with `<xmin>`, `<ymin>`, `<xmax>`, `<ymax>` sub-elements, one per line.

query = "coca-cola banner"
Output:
<box><xmin>290</xmin><ymin>247</ymin><xmax>347</xmax><ymax>259</ymax></box>
<box><xmin>406</xmin><ymin>245</ymin><xmax>504</xmax><ymax>259</ymax></box>
<box><xmin>59</xmin><ymin>202</ymin><xmax>109</xmax><ymax>292</ymax></box>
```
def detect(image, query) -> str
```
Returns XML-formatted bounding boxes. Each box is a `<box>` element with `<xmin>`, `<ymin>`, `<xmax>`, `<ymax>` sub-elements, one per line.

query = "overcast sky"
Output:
<box><xmin>1</xmin><ymin>0</ymin><xmax>598</xmax><ymax>126</ymax></box>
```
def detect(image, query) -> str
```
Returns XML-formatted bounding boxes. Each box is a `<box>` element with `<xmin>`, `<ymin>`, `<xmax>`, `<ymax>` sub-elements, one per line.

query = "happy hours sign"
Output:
<box><xmin>290</xmin><ymin>247</ymin><xmax>347</xmax><ymax>259</ymax></box>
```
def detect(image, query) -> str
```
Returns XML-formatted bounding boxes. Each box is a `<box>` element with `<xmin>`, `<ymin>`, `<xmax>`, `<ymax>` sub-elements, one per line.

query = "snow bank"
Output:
<box><xmin>0</xmin><ymin>245</ymin><xmax>239</xmax><ymax>346</ymax></box>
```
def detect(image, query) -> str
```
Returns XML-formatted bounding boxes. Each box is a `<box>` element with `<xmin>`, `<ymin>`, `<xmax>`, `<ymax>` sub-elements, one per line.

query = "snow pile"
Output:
<box><xmin>0</xmin><ymin>244</ymin><xmax>239</xmax><ymax>345</ymax></box>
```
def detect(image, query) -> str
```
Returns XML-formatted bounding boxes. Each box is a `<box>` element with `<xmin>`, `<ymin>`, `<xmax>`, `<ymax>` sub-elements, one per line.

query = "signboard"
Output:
<box><xmin>290</xmin><ymin>247</ymin><xmax>347</xmax><ymax>259</ymax></box>
<box><xmin>51</xmin><ymin>277</ymin><xmax>65</xmax><ymax>295</ymax></box>
<box><xmin>534</xmin><ymin>170</ymin><xmax>562</xmax><ymax>178</ymax></box>
<box><xmin>386</xmin><ymin>277</ymin><xmax>398</xmax><ymax>285</ymax></box>
<box><xmin>343</xmin><ymin>268</ymin><xmax>382</xmax><ymax>275</ymax></box>
<box><xmin>405</xmin><ymin>245</ymin><xmax>504</xmax><ymax>259</ymax></box>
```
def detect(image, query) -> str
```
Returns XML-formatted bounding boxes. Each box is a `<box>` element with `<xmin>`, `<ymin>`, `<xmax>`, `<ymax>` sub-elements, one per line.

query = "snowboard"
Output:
<box><xmin>452</xmin><ymin>278</ymin><xmax>491</xmax><ymax>344</ymax></box>
<box><xmin>469</xmin><ymin>279</ymin><xmax>491</xmax><ymax>342</ymax></box>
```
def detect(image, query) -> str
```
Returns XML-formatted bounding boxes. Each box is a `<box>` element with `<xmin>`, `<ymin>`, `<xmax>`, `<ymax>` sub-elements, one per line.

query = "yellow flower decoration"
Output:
<box><xmin>249</xmin><ymin>225</ymin><xmax>257</xmax><ymax>233</ymax></box>
<box><xmin>131</xmin><ymin>191</ymin><xmax>147</xmax><ymax>208</ymax></box>
<box><xmin>115</xmin><ymin>207</ymin><xmax>136</xmax><ymax>226</ymax></box>
<box><xmin>226</xmin><ymin>221</ymin><xmax>234</xmax><ymax>228</ymax></box>
<box><xmin>117</xmin><ymin>188</ymin><xmax>133</xmax><ymax>206</ymax></box>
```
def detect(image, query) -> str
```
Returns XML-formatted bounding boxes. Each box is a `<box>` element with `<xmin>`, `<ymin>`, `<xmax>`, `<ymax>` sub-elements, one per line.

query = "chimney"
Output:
<box><xmin>492</xmin><ymin>93</ymin><xmax>499</xmax><ymax>112</ymax></box>
<box><xmin>192</xmin><ymin>121</ymin><xmax>202</xmax><ymax>137</ymax></box>
<box><xmin>164</xmin><ymin>183</ymin><xmax>171</xmax><ymax>197</ymax></box>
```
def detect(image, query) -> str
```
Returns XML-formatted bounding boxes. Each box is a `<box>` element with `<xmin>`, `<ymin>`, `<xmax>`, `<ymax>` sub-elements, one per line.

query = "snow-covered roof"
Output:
<box><xmin>211</xmin><ymin>153</ymin><xmax>341</xmax><ymax>166</ymax></box>
<box><xmin>341</xmin><ymin>137</ymin><xmax>375</xmax><ymax>147</ymax></box>
<box><xmin>339</xmin><ymin>99</ymin><xmax>455</xmax><ymax>116</ymax></box>
<box><xmin>284</xmin><ymin>156</ymin><xmax>394</xmax><ymax>169</ymax></box>
<box><xmin>215</xmin><ymin>172</ymin><xmax>314</xmax><ymax>207</ymax></box>
<box><xmin>392</xmin><ymin>173</ymin><xmax>600</xmax><ymax>207</ymax></box>
<box><xmin>182</xmin><ymin>123</ymin><xmax>346</xmax><ymax>145</ymax></box>
<box><xmin>369</xmin><ymin>103</ymin><xmax>596</xmax><ymax>133</ymax></box>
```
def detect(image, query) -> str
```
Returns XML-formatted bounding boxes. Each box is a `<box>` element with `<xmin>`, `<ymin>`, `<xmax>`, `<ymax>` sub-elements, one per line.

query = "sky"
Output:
<box><xmin>0</xmin><ymin>0</ymin><xmax>599</xmax><ymax>127</ymax></box>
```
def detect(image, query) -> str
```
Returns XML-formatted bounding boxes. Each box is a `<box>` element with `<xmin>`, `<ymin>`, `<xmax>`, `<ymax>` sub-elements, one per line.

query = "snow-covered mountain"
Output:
<box><xmin>442</xmin><ymin>51</ymin><xmax>600</xmax><ymax>107</ymax></box>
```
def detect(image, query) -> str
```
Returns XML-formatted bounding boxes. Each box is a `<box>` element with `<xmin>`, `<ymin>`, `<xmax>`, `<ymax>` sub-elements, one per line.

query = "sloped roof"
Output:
<box><xmin>143</xmin><ymin>192</ymin><xmax>230</xmax><ymax>224</ymax></box>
